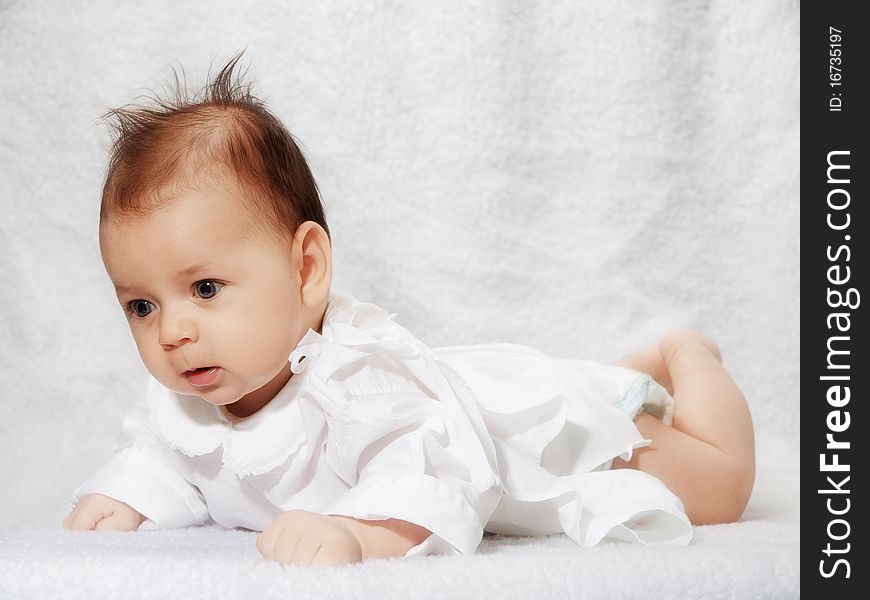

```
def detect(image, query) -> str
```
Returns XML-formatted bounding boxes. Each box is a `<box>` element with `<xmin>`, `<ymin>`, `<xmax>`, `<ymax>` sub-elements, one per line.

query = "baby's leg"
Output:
<box><xmin>611</xmin><ymin>330</ymin><xmax>755</xmax><ymax>525</ymax></box>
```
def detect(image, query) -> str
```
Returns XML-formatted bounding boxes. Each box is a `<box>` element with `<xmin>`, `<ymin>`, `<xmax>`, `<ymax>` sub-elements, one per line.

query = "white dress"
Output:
<box><xmin>71</xmin><ymin>291</ymin><xmax>692</xmax><ymax>558</ymax></box>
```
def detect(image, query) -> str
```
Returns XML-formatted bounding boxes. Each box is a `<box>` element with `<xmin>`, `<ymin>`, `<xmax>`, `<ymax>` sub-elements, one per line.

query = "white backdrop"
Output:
<box><xmin>0</xmin><ymin>1</ymin><xmax>799</xmax><ymax>530</ymax></box>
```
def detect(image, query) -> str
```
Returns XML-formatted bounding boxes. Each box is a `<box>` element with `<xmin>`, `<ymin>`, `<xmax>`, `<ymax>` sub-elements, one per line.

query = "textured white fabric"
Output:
<box><xmin>71</xmin><ymin>290</ymin><xmax>691</xmax><ymax>557</ymax></box>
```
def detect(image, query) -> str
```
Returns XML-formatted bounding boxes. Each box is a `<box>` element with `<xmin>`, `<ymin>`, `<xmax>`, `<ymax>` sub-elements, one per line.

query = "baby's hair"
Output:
<box><xmin>99</xmin><ymin>51</ymin><xmax>330</xmax><ymax>245</ymax></box>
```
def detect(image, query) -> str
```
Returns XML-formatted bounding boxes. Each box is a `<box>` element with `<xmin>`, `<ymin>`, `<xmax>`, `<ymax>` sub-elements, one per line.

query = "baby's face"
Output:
<box><xmin>100</xmin><ymin>176</ymin><xmax>308</xmax><ymax>411</ymax></box>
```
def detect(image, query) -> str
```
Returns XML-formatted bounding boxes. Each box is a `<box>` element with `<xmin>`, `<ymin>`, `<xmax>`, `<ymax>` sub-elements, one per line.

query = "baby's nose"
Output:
<box><xmin>160</xmin><ymin>335</ymin><xmax>193</xmax><ymax>350</ymax></box>
<box><xmin>158</xmin><ymin>310</ymin><xmax>198</xmax><ymax>348</ymax></box>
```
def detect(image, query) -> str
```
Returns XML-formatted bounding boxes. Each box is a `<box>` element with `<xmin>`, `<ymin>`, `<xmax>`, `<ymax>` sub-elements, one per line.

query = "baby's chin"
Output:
<box><xmin>195</xmin><ymin>394</ymin><xmax>241</xmax><ymax>406</ymax></box>
<box><xmin>159</xmin><ymin>376</ymin><xmax>243</xmax><ymax>404</ymax></box>
<box><xmin>186</xmin><ymin>387</ymin><xmax>245</xmax><ymax>405</ymax></box>
<box><xmin>164</xmin><ymin>388</ymin><xmax>237</xmax><ymax>405</ymax></box>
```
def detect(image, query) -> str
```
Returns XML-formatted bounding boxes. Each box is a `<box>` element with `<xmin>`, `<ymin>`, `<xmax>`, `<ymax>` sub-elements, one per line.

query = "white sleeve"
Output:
<box><xmin>70</xmin><ymin>400</ymin><xmax>210</xmax><ymax>530</ymax></box>
<box><xmin>316</xmin><ymin>347</ymin><xmax>502</xmax><ymax>558</ymax></box>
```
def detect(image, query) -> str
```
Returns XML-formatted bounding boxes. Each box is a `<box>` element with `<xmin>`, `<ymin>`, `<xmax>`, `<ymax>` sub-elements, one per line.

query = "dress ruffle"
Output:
<box><xmin>433</xmin><ymin>343</ymin><xmax>692</xmax><ymax>547</ymax></box>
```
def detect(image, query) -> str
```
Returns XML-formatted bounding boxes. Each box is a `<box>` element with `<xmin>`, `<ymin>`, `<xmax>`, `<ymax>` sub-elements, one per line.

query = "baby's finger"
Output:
<box><xmin>94</xmin><ymin>511</ymin><xmax>140</xmax><ymax>531</ymax></box>
<box><xmin>62</xmin><ymin>503</ymin><xmax>81</xmax><ymax>529</ymax></box>
<box><xmin>64</xmin><ymin>506</ymin><xmax>101</xmax><ymax>530</ymax></box>
<box><xmin>93</xmin><ymin>511</ymin><xmax>122</xmax><ymax>531</ymax></box>
<box><xmin>288</xmin><ymin>533</ymin><xmax>321</xmax><ymax>566</ymax></box>
<box><xmin>309</xmin><ymin>544</ymin><xmax>352</xmax><ymax>567</ymax></box>
<box><xmin>63</xmin><ymin>509</ymin><xmax>82</xmax><ymax>529</ymax></box>
<box><xmin>274</xmin><ymin>530</ymin><xmax>308</xmax><ymax>565</ymax></box>
<box><xmin>257</xmin><ymin>527</ymin><xmax>286</xmax><ymax>561</ymax></box>
<box><xmin>308</xmin><ymin>544</ymin><xmax>336</xmax><ymax>567</ymax></box>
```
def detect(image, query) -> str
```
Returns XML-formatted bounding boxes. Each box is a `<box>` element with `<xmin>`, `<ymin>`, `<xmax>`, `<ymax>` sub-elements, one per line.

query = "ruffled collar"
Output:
<box><xmin>146</xmin><ymin>290</ymin><xmax>372</xmax><ymax>477</ymax></box>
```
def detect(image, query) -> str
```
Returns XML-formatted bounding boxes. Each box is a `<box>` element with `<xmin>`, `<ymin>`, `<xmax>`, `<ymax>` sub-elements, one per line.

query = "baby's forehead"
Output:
<box><xmin>100</xmin><ymin>181</ymin><xmax>290</xmax><ymax>262</ymax></box>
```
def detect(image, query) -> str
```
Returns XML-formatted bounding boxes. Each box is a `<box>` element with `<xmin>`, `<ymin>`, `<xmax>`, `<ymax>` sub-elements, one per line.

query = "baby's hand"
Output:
<box><xmin>62</xmin><ymin>493</ymin><xmax>146</xmax><ymax>531</ymax></box>
<box><xmin>256</xmin><ymin>510</ymin><xmax>363</xmax><ymax>567</ymax></box>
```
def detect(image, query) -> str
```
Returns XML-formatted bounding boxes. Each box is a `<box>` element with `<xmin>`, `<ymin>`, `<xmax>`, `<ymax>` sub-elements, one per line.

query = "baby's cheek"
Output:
<box><xmin>249</xmin><ymin>306</ymin><xmax>298</xmax><ymax>355</ymax></box>
<box><xmin>224</xmin><ymin>317</ymin><xmax>283</xmax><ymax>374</ymax></box>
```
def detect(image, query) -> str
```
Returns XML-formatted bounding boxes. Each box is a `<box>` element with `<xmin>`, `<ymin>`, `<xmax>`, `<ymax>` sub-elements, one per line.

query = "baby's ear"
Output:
<box><xmin>295</xmin><ymin>221</ymin><xmax>332</xmax><ymax>307</ymax></box>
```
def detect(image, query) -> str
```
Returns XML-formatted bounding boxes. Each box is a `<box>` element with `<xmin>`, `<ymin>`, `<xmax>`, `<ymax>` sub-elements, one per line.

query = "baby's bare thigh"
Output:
<box><xmin>612</xmin><ymin>413</ymin><xmax>749</xmax><ymax>525</ymax></box>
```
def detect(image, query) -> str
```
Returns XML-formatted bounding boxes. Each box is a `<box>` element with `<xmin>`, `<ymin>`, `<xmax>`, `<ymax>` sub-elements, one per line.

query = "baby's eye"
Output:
<box><xmin>194</xmin><ymin>280</ymin><xmax>224</xmax><ymax>300</ymax></box>
<box><xmin>128</xmin><ymin>300</ymin><xmax>154</xmax><ymax>318</ymax></box>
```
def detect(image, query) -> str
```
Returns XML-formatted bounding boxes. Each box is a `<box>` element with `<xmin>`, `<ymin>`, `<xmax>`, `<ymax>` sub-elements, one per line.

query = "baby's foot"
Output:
<box><xmin>659</xmin><ymin>329</ymin><xmax>723</xmax><ymax>368</ymax></box>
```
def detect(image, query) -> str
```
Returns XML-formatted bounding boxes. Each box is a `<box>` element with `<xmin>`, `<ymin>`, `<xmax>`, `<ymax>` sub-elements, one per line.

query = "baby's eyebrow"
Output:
<box><xmin>113</xmin><ymin>262</ymin><xmax>218</xmax><ymax>296</ymax></box>
<box><xmin>113</xmin><ymin>281</ymin><xmax>140</xmax><ymax>296</ymax></box>
<box><xmin>176</xmin><ymin>262</ymin><xmax>217</xmax><ymax>278</ymax></box>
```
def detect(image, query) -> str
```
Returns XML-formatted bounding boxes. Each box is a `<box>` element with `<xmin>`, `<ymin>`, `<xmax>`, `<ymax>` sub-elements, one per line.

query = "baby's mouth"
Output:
<box><xmin>187</xmin><ymin>366</ymin><xmax>216</xmax><ymax>374</ymax></box>
<box><xmin>184</xmin><ymin>366</ymin><xmax>223</xmax><ymax>387</ymax></box>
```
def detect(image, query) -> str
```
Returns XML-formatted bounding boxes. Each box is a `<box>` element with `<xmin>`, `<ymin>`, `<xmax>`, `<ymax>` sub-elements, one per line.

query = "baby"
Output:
<box><xmin>62</xmin><ymin>55</ymin><xmax>756</xmax><ymax>567</ymax></box>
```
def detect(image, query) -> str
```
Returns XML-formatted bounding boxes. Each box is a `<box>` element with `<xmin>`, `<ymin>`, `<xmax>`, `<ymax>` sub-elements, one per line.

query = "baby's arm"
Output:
<box><xmin>63</xmin><ymin>382</ymin><xmax>211</xmax><ymax>532</ymax></box>
<box><xmin>256</xmin><ymin>509</ymin><xmax>431</xmax><ymax>566</ymax></box>
<box><xmin>63</xmin><ymin>493</ymin><xmax>146</xmax><ymax>531</ymax></box>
